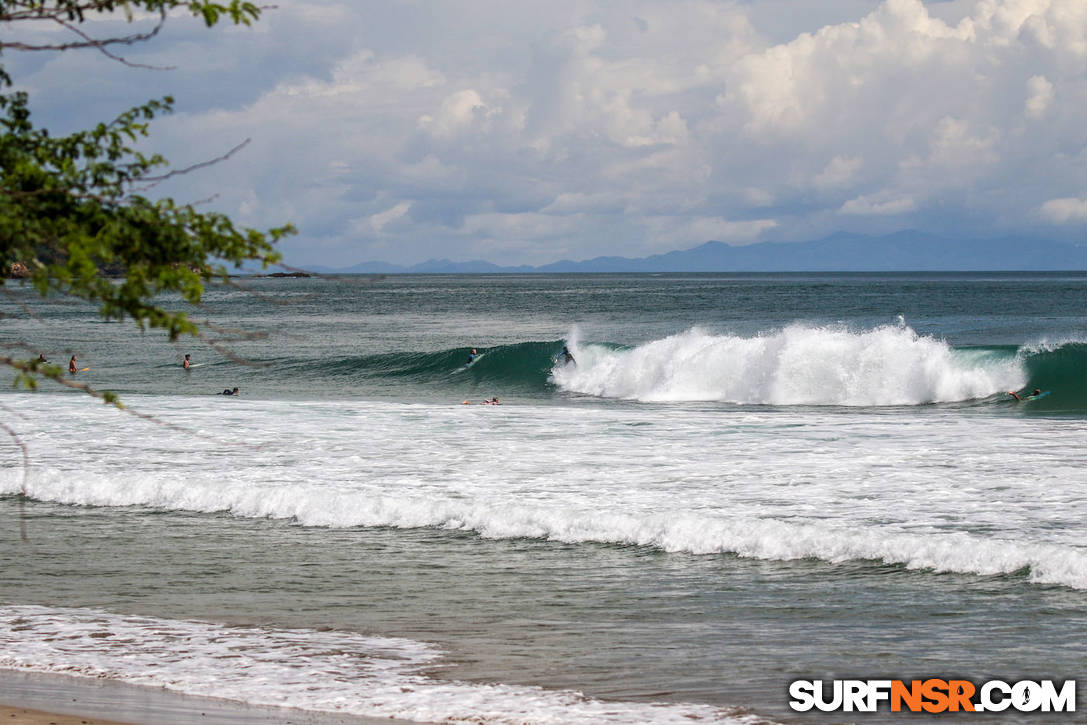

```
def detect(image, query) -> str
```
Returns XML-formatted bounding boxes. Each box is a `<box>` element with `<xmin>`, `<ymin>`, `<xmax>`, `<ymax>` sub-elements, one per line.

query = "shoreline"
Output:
<box><xmin>1</xmin><ymin>705</ymin><xmax>137</xmax><ymax>725</ymax></box>
<box><xmin>0</xmin><ymin>670</ymin><xmax>422</xmax><ymax>725</ymax></box>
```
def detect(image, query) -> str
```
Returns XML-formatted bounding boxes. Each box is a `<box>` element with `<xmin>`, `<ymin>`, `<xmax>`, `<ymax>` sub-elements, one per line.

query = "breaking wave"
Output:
<box><xmin>552</xmin><ymin>325</ymin><xmax>1087</xmax><ymax>408</ymax></box>
<box><xmin>0</xmin><ymin>605</ymin><xmax>761</xmax><ymax>724</ymax></box>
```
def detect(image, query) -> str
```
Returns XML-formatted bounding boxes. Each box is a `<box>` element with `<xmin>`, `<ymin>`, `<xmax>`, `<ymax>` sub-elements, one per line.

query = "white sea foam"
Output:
<box><xmin>0</xmin><ymin>605</ymin><xmax>762</xmax><ymax>724</ymax></box>
<box><xmin>552</xmin><ymin>325</ymin><xmax>1025</xmax><ymax>404</ymax></box>
<box><xmin>2</xmin><ymin>394</ymin><xmax>1086</xmax><ymax>590</ymax></box>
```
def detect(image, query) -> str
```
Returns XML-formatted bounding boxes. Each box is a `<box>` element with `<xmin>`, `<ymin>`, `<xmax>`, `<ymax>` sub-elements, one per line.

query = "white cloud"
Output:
<box><xmin>1040</xmin><ymin>197</ymin><xmax>1087</xmax><ymax>223</ymax></box>
<box><xmin>840</xmin><ymin>195</ymin><xmax>917</xmax><ymax>216</ymax></box>
<box><xmin>925</xmin><ymin>116</ymin><xmax>999</xmax><ymax>168</ymax></box>
<box><xmin>813</xmin><ymin>156</ymin><xmax>864</xmax><ymax>190</ymax></box>
<box><xmin>364</xmin><ymin>202</ymin><xmax>413</xmax><ymax>233</ymax></box>
<box><xmin>418</xmin><ymin>89</ymin><xmax>495</xmax><ymax>138</ymax></box>
<box><xmin>19</xmin><ymin>0</ymin><xmax>1087</xmax><ymax>266</ymax></box>
<box><xmin>1025</xmin><ymin>74</ymin><xmax>1054</xmax><ymax>117</ymax></box>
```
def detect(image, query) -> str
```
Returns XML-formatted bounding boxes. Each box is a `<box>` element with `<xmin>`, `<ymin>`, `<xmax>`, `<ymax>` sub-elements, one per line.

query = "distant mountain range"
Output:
<box><xmin>306</xmin><ymin>231</ymin><xmax>1087</xmax><ymax>274</ymax></box>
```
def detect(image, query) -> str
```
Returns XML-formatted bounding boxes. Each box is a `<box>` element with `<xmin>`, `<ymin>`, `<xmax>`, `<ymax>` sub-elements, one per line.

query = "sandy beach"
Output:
<box><xmin>0</xmin><ymin>671</ymin><xmax>420</xmax><ymax>725</ymax></box>
<box><xmin>1</xmin><ymin>705</ymin><xmax>136</xmax><ymax>725</ymax></box>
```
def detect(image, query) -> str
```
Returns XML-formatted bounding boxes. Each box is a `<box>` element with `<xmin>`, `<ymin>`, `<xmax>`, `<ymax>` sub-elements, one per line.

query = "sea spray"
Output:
<box><xmin>553</xmin><ymin>324</ymin><xmax>1025</xmax><ymax>405</ymax></box>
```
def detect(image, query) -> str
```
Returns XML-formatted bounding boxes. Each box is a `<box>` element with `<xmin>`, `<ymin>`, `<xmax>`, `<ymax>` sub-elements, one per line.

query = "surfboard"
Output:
<box><xmin>451</xmin><ymin>353</ymin><xmax>485</xmax><ymax>374</ymax></box>
<box><xmin>1008</xmin><ymin>390</ymin><xmax>1050</xmax><ymax>402</ymax></box>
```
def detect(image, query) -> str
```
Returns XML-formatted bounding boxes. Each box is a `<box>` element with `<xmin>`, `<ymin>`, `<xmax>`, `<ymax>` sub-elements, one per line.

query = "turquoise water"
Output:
<box><xmin>2</xmin><ymin>273</ymin><xmax>1086</xmax><ymax>723</ymax></box>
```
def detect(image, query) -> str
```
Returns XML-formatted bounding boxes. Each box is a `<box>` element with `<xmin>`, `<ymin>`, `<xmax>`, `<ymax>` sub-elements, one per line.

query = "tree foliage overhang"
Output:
<box><xmin>0</xmin><ymin>1</ymin><xmax>296</xmax><ymax>394</ymax></box>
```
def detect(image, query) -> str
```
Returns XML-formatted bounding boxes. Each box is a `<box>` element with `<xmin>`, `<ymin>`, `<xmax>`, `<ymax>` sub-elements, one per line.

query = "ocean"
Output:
<box><xmin>1</xmin><ymin>272</ymin><xmax>1085</xmax><ymax>724</ymax></box>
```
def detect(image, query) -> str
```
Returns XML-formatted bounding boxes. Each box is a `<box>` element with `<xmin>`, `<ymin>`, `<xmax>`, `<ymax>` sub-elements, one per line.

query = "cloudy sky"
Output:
<box><xmin>5</xmin><ymin>0</ymin><xmax>1087</xmax><ymax>266</ymax></box>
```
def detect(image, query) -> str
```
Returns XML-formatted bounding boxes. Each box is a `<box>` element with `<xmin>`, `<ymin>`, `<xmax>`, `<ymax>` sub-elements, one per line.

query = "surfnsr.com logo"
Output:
<box><xmin>789</xmin><ymin>679</ymin><xmax>1076</xmax><ymax>713</ymax></box>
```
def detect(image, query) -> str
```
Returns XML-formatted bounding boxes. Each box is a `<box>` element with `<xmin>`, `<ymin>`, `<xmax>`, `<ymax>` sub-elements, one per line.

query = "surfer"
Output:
<box><xmin>481</xmin><ymin>396</ymin><xmax>500</xmax><ymax>405</ymax></box>
<box><xmin>183</xmin><ymin>354</ymin><xmax>191</xmax><ymax>370</ymax></box>
<box><xmin>1008</xmin><ymin>388</ymin><xmax>1042</xmax><ymax>401</ymax></box>
<box><xmin>68</xmin><ymin>355</ymin><xmax>78</xmax><ymax>374</ymax></box>
<box><xmin>466</xmin><ymin>348</ymin><xmax>479</xmax><ymax>365</ymax></box>
<box><xmin>221</xmin><ymin>387</ymin><xmax>239</xmax><ymax>396</ymax></box>
<box><xmin>560</xmin><ymin>346</ymin><xmax>575</xmax><ymax>365</ymax></box>
<box><xmin>38</xmin><ymin>353</ymin><xmax>47</xmax><ymax>363</ymax></box>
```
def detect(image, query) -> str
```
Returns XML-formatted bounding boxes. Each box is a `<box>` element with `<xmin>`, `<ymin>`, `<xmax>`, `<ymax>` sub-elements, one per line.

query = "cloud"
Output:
<box><xmin>1040</xmin><ymin>197</ymin><xmax>1087</xmax><ymax>223</ymax></box>
<box><xmin>418</xmin><ymin>89</ymin><xmax>493</xmax><ymax>137</ymax></box>
<box><xmin>12</xmin><ymin>0</ymin><xmax>1087</xmax><ymax>265</ymax></box>
<box><xmin>1025</xmin><ymin>74</ymin><xmax>1054</xmax><ymax>117</ymax></box>
<box><xmin>361</xmin><ymin>202</ymin><xmax>413</xmax><ymax>233</ymax></box>
<box><xmin>642</xmin><ymin>216</ymin><xmax>779</xmax><ymax>248</ymax></box>
<box><xmin>813</xmin><ymin>156</ymin><xmax>864</xmax><ymax>190</ymax></box>
<box><xmin>840</xmin><ymin>195</ymin><xmax>918</xmax><ymax>216</ymax></box>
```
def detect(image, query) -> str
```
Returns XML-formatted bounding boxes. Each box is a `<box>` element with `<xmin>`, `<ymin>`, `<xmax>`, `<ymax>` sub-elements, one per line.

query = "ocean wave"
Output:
<box><xmin>275</xmin><ymin>341</ymin><xmax>563</xmax><ymax>392</ymax></box>
<box><xmin>0</xmin><ymin>605</ymin><xmax>763</xmax><ymax>725</ymax></box>
<box><xmin>4</xmin><ymin>393</ymin><xmax>1085</xmax><ymax>592</ymax></box>
<box><xmin>234</xmin><ymin>329</ymin><xmax>1087</xmax><ymax>410</ymax></box>
<box><xmin>7</xmin><ymin>472</ymin><xmax>1087</xmax><ymax>591</ymax></box>
<box><xmin>551</xmin><ymin>324</ymin><xmax>1026</xmax><ymax>405</ymax></box>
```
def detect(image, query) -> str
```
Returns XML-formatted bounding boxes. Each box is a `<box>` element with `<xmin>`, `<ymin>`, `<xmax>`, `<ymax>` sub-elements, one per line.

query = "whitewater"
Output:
<box><xmin>552</xmin><ymin>323</ymin><xmax>1026</xmax><ymax>404</ymax></box>
<box><xmin>4</xmin><ymin>391</ymin><xmax>1085</xmax><ymax>589</ymax></box>
<box><xmin>4</xmin><ymin>272</ymin><xmax>1087</xmax><ymax>724</ymax></box>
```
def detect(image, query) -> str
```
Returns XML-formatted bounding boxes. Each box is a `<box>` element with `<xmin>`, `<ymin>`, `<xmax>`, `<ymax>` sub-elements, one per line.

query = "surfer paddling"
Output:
<box><xmin>1008</xmin><ymin>388</ymin><xmax>1043</xmax><ymax>401</ymax></box>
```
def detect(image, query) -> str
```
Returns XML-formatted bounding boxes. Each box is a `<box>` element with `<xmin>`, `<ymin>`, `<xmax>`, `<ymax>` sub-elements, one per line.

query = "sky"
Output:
<box><xmin>4</xmin><ymin>0</ymin><xmax>1087</xmax><ymax>267</ymax></box>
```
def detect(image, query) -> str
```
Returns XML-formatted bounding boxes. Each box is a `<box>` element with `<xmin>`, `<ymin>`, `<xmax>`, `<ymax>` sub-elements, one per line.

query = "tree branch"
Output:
<box><xmin>52</xmin><ymin>10</ymin><xmax>175</xmax><ymax>70</ymax></box>
<box><xmin>135</xmin><ymin>138</ymin><xmax>251</xmax><ymax>188</ymax></box>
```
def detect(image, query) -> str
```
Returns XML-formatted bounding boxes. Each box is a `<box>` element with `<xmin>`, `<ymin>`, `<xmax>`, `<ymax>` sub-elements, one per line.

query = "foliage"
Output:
<box><xmin>0</xmin><ymin>1</ymin><xmax>295</xmax><ymax>397</ymax></box>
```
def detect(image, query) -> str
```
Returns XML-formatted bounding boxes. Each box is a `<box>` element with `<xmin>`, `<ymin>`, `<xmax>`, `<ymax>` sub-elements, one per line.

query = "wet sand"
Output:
<box><xmin>1</xmin><ymin>705</ymin><xmax>136</xmax><ymax>725</ymax></box>
<box><xmin>1</xmin><ymin>671</ymin><xmax>420</xmax><ymax>725</ymax></box>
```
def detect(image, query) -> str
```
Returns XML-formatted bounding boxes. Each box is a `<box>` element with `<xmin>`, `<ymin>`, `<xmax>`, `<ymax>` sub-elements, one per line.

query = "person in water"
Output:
<box><xmin>1008</xmin><ymin>388</ymin><xmax>1042</xmax><ymax>401</ymax></box>
<box><xmin>38</xmin><ymin>353</ymin><xmax>47</xmax><ymax>363</ymax></box>
<box><xmin>68</xmin><ymin>355</ymin><xmax>78</xmax><ymax>374</ymax></box>
<box><xmin>466</xmin><ymin>348</ymin><xmax>478</xmax><ymax>365</ymax></box>
<box><xmin>183</xmin><ymin>354</ymin><xmax>191</xmax><ymax>370</ymax></box>
<box><xmin>560</xmin><ymin>346</ymin><xmax>576</xmax><ymax>365</ymax></box>
<box><xmin>221</xmin><ymin>387</ymin><xmax>239</xmax><ymax>396</ymax></box>
<box><xmin>481</xmin><ymin>396</ymin><xmax>500</xmax><ymax>405</ymax></box>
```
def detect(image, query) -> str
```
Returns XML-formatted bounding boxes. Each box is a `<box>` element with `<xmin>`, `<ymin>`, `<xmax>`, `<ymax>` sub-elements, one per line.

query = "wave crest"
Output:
<box><xmin>553</xmin><ymin>325</ymin><xmax>1024</xmax><ymax>405</ymax></box>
